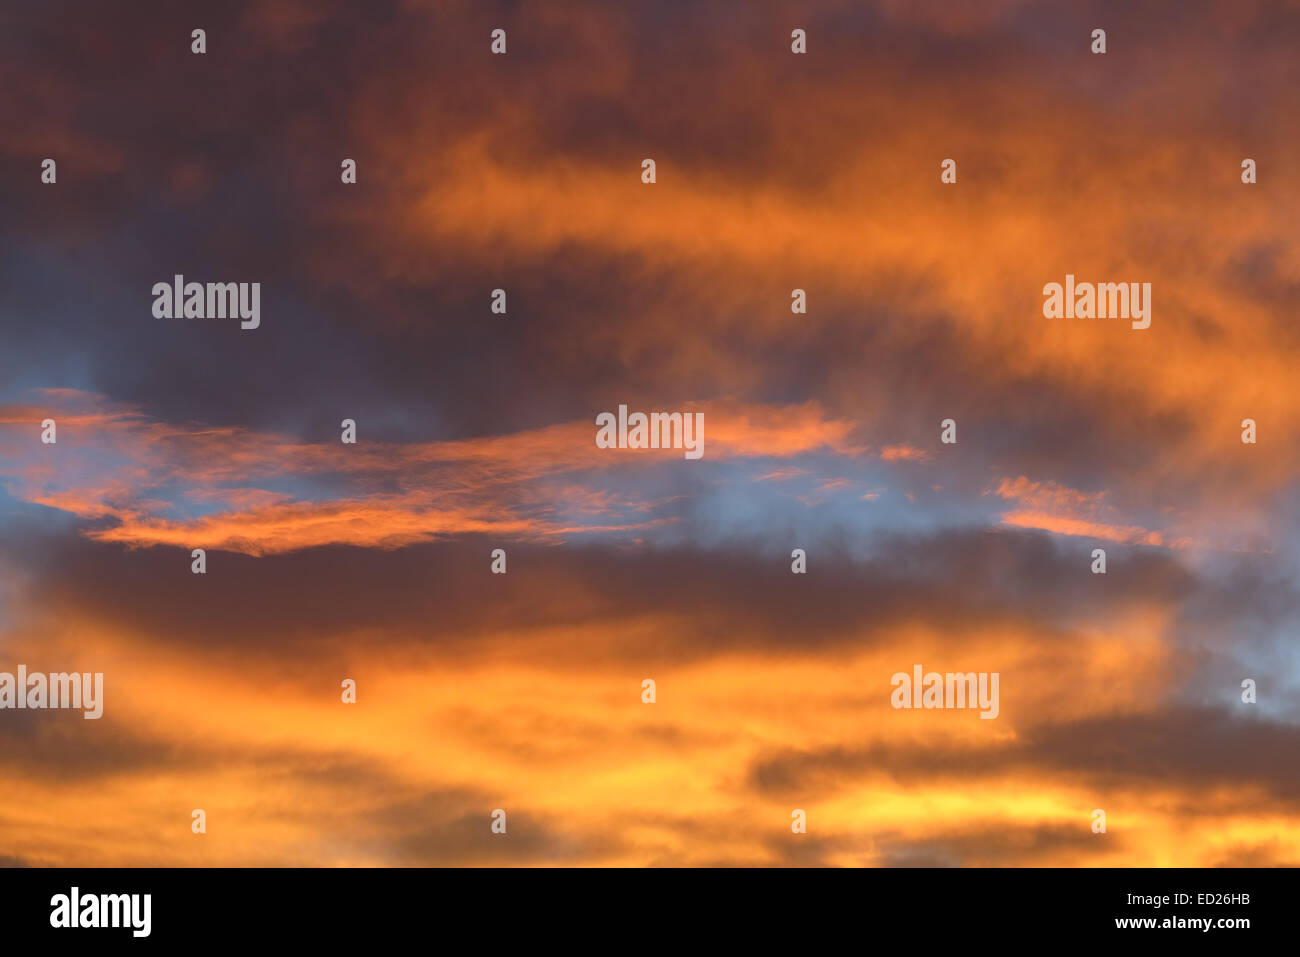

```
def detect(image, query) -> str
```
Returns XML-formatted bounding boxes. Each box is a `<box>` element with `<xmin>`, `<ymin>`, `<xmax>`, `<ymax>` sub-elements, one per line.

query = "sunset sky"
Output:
<box><xmin>2</xmin><ymin>0</ymin><xmax>1299</xmax><ymax>866</ymax></box>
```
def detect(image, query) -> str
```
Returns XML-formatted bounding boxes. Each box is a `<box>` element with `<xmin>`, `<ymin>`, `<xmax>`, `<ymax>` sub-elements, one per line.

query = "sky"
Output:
<box><xmin>1</xmin><ymin>0</ymin><xmax>1298</xmax><ymax>866</ymax></box>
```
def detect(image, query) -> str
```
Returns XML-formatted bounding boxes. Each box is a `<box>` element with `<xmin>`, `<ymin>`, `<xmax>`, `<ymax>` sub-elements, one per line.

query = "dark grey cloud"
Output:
<box><xmin>871</xmin><ymin>823</ymin><xmax>1115</xmax><ymax>867</ymax></box>
<box><xmin>372</xmin><ymin>792</ymin><xmax>624</xmax><ymax>866</ymax></box>
<box><xmin>749</xmin><ymin>706</ymin><xmax>1300</xmax><ymax>808</ymax></box>
<box><xmin>0</xmin><ymin>515</ymin><xmax>1209</xmax><ymax>668</ymax></box>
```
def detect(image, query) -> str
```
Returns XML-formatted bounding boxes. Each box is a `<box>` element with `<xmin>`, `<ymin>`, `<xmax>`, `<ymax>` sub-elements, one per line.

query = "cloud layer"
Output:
<box><xmin>1</xmin><ymin>0</ymin><xmax>1298</xmax><ymax>866</ymax></box>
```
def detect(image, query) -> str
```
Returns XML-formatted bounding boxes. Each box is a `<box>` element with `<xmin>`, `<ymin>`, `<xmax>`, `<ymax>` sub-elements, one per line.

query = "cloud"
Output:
<box><xmin>1</xmin><ymin>0</ymin><xmax>1298</xmax><ymax>867</ymax></box>
<box><xmin>0</xmin><ymin>390</ymin><xmax>861</xmax><ymax>554</ymax></box>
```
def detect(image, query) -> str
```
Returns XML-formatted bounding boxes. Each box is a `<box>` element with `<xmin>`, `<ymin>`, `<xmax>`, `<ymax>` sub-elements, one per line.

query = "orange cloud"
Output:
<box><xmin>993</xmin><ymin>476</ymin><xmax>1191</xmax><ymax>548</ymax></box>
<box><xmin>0</xmin><ymin>392</ymin><xmax>864</xmax><ymax>554</ymax></box>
